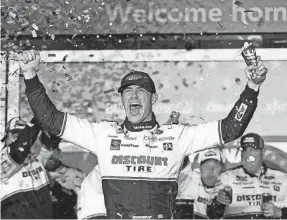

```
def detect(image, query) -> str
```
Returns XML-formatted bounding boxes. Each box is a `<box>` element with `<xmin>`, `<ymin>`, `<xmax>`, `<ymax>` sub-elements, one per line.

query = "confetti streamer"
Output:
<box><xmin>21</xmin><ymin>21</ymin><xmax>29</xmax><ymax>28</ymax></box>
<box><xmin>31</xmin><ymin>30</ymin><xmax>37</xmax><ymax>38</ymax></box>
<box><xmin>104</xmin><ymin>88</ymin><xmax>117</xmax><ymax>94</ymax></box>
<box><xmin>32</xmin><ymin>23</ymin><xmax>39</xmax><ymax>30</ymax></box>
<box><xmin>8</xmin><ymin>12</ymin><xmax>17</xmax><ymax>19</ymax></box>
<box><xmin>50</xmin><ymin>34</ymin><xmax>55</xmax><ymax>40</ymax></box>
<box><xmin>31</xmin><ymin>5</ymin><xmax>37</xmax><ymax>10</ymax></box>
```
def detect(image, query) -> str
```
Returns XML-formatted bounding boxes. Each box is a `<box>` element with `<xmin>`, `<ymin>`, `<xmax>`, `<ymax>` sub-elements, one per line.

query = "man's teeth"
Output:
<box><xmin>130</xmin><ymin>103</ymin><xmax>141</xmax><ymax>107</ymax></box>
<box><xmin>130</xmin><ymin>103</ymin><xmax>142</xmax><ymax>114</ymax></box>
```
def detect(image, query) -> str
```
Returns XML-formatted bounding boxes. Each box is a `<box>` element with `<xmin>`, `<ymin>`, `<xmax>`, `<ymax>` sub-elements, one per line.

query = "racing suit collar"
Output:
<box><xmin>122</xmin><ymin>112</ymin><xmax>159</xmax><ymax>132</ymax></box>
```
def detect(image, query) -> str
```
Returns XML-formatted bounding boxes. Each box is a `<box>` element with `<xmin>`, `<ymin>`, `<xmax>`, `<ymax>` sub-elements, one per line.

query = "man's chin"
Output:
<box><xmin>243</xmin><ymin>164</ymin><xmax>258</xmax><ymax>174</ymax></box>
<box><xmin>127</xmin><ymin>115</ymin><xmax>144</xmax><ymax>124</ymax></box>
<box><xmin>202</xmin><ymin>179</ymin><xmax>216</xmax><ymax>187</ymax></box>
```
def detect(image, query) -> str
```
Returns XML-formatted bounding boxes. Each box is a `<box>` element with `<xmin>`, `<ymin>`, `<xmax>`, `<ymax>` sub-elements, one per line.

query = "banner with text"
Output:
<box><xmin>3</xmin><ymin>0</ymin><xmax>287</xmax><ymax>35</ymax></box>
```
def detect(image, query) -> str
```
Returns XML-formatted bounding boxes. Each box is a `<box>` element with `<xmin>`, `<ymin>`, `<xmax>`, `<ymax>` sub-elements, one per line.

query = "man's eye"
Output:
<box><xmin>138</xmin><ymin>88</ymin><xmax>145</xmax><ymax>92</ymax></box>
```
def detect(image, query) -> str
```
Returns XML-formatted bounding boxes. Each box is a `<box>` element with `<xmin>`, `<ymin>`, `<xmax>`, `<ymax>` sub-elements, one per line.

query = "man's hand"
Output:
<box><xmin>245</xmin><ymin>56</ymin><xmax>268</xmax><ymax>91</ymax></box>
<box><xmin>16</xmin><ymin>50</ymin><xmax>40</xmax><ymax>79</ymax></box>
<box><xmin>216</xmin><ymin>189</ymin><xmax>232</xmax><ymax>205</ymax></box>
<box><xmin>261</xmin><ymin>202</ymin><xmax>282</xmax><ymax>218</ymax></box>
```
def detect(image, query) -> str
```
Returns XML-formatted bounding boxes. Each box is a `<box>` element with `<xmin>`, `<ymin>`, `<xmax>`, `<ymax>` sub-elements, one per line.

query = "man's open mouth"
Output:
<box><xmin>246</xmin><ymin>156</ymin><xmax>256</xmax><ymax>162</ymax></box>
<box><xmin>129</xmin><ymin>103</ymin><xmax>142</xmax><ymax>115</ymax></box>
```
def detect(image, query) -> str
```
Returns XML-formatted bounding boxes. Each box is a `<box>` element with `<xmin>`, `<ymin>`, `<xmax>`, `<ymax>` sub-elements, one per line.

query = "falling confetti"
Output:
<box><xmin>235</xmin><ymin>78</ymin><xmax>241</xmax><ymax>83</ymax></box>
<box><xmin>31</xmin><ymin>5</ymin><xmax>37</xmax><ymax>10</ymax></box>
<box><xmin>50</xmin><ymin>34</ymin><xmax>55</xmax><ymax>40</ymax></box>
<box><xmin>244</xmin><ymin>9</ymin><xmax>255</xmax><ymax>13</ymax></box>
<box><xmin>234</xmin><ymin>1</ymin><xmax>245</xmax><ymax>8</ymax></box>
<box><xmin>64</xmin><ymin>73</ymin><xmax>73</xmax><ymax>81</ymax></box>
<box><xmin>62</xmin><ymin>54</ymin><xmax>68</xmax><ymax>61</ymax></box>
<box><xmin>31</xmin><ymin>23</ymin><xmax>39</xmax><ymax>30</ymax></box>
<box><xmin>8</xmin><ymin>12</ymin><xmax>17</xmax><ymax>19</ymax></box>
<box><xmin>51</xmin><ymin>81</ymin><xmax>60</xmax><ymax>92</ymax></box>
<box><xmin>31</xmin><ymin>30</ymin><xmax>37</xmax><ymax>38</ymax></box>
<box><xmin>218</xmin><ymin>22</ymin><xmax>223</xmax><ymax>28</ymax></box>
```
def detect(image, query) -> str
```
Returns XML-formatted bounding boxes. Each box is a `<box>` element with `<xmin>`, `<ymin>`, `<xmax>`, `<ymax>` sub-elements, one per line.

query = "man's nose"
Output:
<box><xmin>207</xmin><ymin>168</ymin><xmax>214</xmax><ymax>174</ymax></box>
<box><xmin>131</xmin><ymin>90</ymin><xmax>138</xmax><ymax>97</ymax></box>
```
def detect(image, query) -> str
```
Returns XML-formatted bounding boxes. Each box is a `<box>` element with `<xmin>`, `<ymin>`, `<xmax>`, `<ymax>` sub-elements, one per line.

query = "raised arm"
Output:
<box><xmin>1</xmin><ymin>118</ymin><xmax>40</xmax><ymax>180</ymax></box>
<box><xmin>181</xmin><ymin>57</ymin><xmax>268</xmax><ymax>155</ymax></box>
<box><xmin>17</xmin><ymin>50</ymin><xmax>98</xmax><ymax>153</ymax></box>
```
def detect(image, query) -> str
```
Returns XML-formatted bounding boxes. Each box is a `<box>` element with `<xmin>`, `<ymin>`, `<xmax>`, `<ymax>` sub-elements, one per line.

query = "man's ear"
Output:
<box><xmin>151</xmin><ymin>93</ymin><xmax>158</xmax><ymax>104</ymax></box>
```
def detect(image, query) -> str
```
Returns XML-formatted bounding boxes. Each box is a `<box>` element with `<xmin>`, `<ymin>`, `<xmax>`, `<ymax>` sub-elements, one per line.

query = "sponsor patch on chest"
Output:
<box><xmin>110</xmin><ymin>139</ymin><xmax>121</xmax><ymax>150</ymax></box>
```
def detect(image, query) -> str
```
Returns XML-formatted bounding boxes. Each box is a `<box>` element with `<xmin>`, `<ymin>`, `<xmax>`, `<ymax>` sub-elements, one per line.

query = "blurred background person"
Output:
<box><xmin>40</xmin><ymin>132</ymin><xmax>86</xmax><ymax>219</ymax></box>
<box><xmin>210</xmin><ymin>133</ymin><xmax>287</xmax><ymax>219</ymax></box>
<box><xmin>1</xmin><ymin>117</ymin><xmax>53</xmax><ymax>219</ymax></box>
<box><xmin>1</xmin><ymin>116</ymin><xmax>85</xmax><ymax>219</ymax></box>
<box><xmin>175</xmin><ymin>148</ymin><xmax>223</xmax><ymax>219</ymax></box>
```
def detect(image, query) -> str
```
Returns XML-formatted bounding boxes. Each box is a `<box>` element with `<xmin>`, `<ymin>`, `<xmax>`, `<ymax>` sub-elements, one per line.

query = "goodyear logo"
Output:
<box><xmin>121</xmin><ymin>143</ymin><xmax>139</xmax><ymax>148</ymax></box>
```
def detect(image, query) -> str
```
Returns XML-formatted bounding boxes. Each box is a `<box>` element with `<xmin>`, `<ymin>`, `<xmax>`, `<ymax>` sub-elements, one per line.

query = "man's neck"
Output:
<box><xmin>123</xmin><ymin>112</ymin><xmax>158</xmax><ymax>132</ymax></box>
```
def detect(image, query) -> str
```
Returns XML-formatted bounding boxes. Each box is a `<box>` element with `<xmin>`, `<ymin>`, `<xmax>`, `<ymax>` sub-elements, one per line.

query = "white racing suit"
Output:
<box><xmin>24</xmin><ymin>75</ymin><xmax>259</xmax><ymax>218</ymax></box>
<box><xmin>1</xmin><ymin>121</ymin><xmax>55</xmax><ymax>219</ymax></box>
<box><xmin>176</xmin><ymin>165</ymin><xmax>218</xmax><ymax>219</ymax></box>
<box><xmin>213</xmin><ymin>165</ymin><xmax>287</xmax><ymax>219</ymax></box>
<box><xmin>77</xmin><ymin>165</ymin><xmax>107</xmax><ymax>219</ymax></box>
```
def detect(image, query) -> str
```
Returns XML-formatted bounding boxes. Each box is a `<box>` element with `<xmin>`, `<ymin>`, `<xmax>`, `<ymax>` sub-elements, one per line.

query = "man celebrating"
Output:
<box><xmin>210</xmin><ymin>133</ymin><xmax>287</xmax><ymax>219</ymax></box>
<box><xmin>175</xmin><ymin>148</ymin><xmax>223</xmax><ymax>219</ymax></box>
<box><xmin>17</xmin><ymin>50</ymin><xmax>267</xmax><ymax>219</ymax></box>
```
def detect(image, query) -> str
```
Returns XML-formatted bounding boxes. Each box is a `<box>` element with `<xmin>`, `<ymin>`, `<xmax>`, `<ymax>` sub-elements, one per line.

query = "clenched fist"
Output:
<box><xmin>216</xmin><ymin>189</ymin><xmax>232</xmax><ymax>205</ymax></box>
<box><xmin>16</xmin><ymin>50</ymin><xmax>40</xmax><ymax>79</ymax></box>
<box><xmin>244</xmin><ymin>56</ymin><xmax>268</xmax><ymax>91</ymax></box>
<box><xmin>261</xmin><ymin>202</ymin><xmax>282</xmax><ymax>218</ymax></box>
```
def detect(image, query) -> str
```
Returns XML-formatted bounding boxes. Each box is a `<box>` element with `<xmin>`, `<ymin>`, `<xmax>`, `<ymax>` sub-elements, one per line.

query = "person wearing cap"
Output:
<box><xmin>43</xmin><ymin>145</ymin><xmax>86</xmax><ymax>219</ymax></box>
<box><xmin>18</xmin><ymin>50</ymin><xmax>267</xmax><ymax>219</ymax></box>
<box><xmin>210</xmin><ymin>133</ymin><xmax>287</xmax><ymax>219</ymax></box>
<box><xmin>77</xmin><ymin>112</ymin><xmax>180</xmax><ymax>220</ymax></box>
<box><xmin>175</xmin><ymin>148</ymin><xmax>224</xmax><ymax>219</ymax></box>
<box><xmin>1</xmin><ymin>117</ymin><xmax>54</xmax><ymax>218</ymax></box>
<box><xmin>1</xmin><ymin>116</ymin><xmax>79</xmax><ymax>218</ymax></box>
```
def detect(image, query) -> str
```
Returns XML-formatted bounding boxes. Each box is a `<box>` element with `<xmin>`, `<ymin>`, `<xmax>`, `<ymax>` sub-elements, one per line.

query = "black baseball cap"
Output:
<box><xmin>118</xmin><ymin>71</ymin><xmax>156</xmax><ymax>94</ymax></box>
<box><xmin>240</xmin><ymin>133</ymin><xmax>265</xmax><ymax>149</ymax></box>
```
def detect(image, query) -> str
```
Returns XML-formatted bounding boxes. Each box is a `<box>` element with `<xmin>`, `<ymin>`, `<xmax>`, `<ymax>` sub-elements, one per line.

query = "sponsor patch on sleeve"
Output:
<box><xmin>235</xmin><ymin>103</ymin><xmax>248</xmax><ymax>122</ymax></box>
